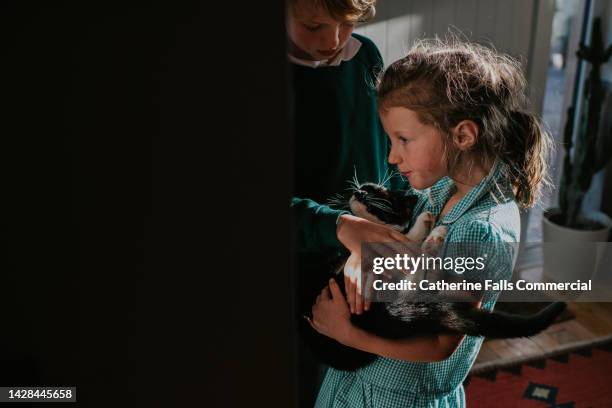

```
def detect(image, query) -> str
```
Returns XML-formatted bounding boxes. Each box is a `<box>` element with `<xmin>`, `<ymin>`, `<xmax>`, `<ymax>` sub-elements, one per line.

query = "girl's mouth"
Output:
<box><xmin>402</xmin><ymin>171</ymin><xmax>413</xmax><ymax>178</ymax></box>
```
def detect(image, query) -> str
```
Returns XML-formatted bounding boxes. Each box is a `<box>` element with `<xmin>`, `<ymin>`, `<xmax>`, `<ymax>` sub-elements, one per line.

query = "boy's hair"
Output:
<box><xmin>377</xmin><ymin>37</ymin><xmax>552</xmax><ymax>208</ymax></box>
<box><xmin>289</xmin><ymin>0</ymin><xmax>376</xmax><ymax>22</ymax></box>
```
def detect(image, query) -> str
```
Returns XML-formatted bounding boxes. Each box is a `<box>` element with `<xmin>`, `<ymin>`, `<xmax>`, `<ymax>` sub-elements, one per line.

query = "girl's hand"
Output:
<box><xmin>337</xmin><ymin>214</ymin><xmax>411</xmax><ymax>314</ymax></box>
<box><xmin>307</xmin><ymin>279</ymin><xmax>353</xmax><ymax>345</ymax></box>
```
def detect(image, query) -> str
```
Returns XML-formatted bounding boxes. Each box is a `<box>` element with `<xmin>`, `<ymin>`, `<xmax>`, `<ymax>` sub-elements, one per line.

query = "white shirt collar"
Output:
<box><xmin>288</xmin><ymin>36</ymin><xmax>362</xmax><ymax>68</ymax></box>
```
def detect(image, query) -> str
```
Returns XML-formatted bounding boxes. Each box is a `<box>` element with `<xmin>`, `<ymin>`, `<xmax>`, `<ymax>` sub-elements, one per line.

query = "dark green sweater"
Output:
<box><xmin>291</xmin><ymin>34</ymin><xmax>406</xmax><ymax>256</ymax></box>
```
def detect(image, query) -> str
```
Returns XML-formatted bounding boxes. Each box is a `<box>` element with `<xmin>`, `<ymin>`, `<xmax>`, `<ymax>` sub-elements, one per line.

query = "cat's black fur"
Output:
<box><xmin>299</xmin><ymin>182</ymin><xmax>566</xmax><ymax>371</ymax></box>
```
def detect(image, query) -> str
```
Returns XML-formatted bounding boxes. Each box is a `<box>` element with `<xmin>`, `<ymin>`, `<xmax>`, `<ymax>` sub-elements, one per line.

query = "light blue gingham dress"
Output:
<box><xmin>315</xmin><ymin>161</ymin><xmax>521</xmax><ymax>407</ymax></box>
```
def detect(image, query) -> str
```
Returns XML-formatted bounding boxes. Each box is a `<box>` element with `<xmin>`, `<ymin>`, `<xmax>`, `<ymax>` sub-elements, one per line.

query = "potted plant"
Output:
<box><xmin>542</xmin><ymin>18</ymin><xmax>612</xmax><ymax>283</ymax></box>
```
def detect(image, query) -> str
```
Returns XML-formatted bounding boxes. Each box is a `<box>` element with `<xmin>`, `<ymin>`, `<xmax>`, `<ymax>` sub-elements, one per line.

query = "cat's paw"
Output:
<box><xmin>421</xmin><ymin>226</ymin><xmax>448</xmax><ymax>254</ymax></box>
<box><xmin>405</xmin><ymin>211</ymin><xmax>435</xmax><ymax>242</ymax></box>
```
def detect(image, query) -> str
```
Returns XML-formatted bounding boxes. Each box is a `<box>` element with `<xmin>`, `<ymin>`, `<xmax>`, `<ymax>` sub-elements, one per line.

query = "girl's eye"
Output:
<box><xmin>398</xmin><ymin>136</ymin><xmax>410</xmax><ymax>144</ymax></box>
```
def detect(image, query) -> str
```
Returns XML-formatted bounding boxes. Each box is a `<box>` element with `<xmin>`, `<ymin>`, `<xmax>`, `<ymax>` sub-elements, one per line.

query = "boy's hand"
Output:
<box><xmin>336</xmin><ymin>214</ymin><xmax>411</xmax><ymax>315</ymax></box>
<box><xmin>336</xmin><ymin>214</ymin><xmax>409</xmax><ymax>254</ymax></box>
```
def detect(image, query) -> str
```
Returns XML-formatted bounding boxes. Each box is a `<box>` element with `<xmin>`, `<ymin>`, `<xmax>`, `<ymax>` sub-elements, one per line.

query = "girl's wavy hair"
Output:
<box><xmin>377</xmin><ymin>37</ymin><xmax>553</xmax><ymax>208</ymax></box>
<box><xmin>288</xmin><ymin>0</ymin><xmax>376</xmax><ymax>22</ymax></box>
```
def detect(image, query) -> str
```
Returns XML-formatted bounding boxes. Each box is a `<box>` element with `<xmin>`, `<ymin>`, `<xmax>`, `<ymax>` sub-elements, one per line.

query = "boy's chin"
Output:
<box><xmin>315</xmin><ymin>48</ymin><xmax>342</xmax><ymax>60</ymax></box>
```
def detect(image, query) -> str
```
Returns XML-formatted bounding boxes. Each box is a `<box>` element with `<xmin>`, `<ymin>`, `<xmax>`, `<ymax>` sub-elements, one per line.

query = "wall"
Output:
<box><xmin>354</xmin><ymin>0</ymin><xmax>555</xmax><ymax>114</ymax></box>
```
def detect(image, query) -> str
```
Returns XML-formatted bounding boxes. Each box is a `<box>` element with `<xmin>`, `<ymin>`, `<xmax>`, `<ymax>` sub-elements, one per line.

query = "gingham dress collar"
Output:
<box><xmin>427</xmin><ymin>160</ymin><xmax>513</xmax><ymax>225</ymax></box>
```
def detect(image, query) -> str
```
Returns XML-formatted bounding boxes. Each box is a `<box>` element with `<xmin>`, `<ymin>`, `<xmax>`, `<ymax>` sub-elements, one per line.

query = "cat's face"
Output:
<box><xmin>349</xmin><ymin>183</ymin><xmax>417</xmax><ymax>228</ymax></box>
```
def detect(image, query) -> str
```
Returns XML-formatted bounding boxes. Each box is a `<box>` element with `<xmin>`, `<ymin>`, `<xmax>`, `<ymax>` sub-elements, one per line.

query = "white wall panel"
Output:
<box><xmin>359</xmin><ymin>0</ymin><xmax>553</xmax><ymax>114</ymax></box>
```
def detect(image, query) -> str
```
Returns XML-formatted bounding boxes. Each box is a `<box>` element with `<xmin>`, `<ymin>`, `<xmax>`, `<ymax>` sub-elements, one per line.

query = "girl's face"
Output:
<box><xmin>381</xmin><ymin>107</ymin><xmax>447</xmax><ymax>190</ymax></box>
<box><xmin>287</xmin><ymin>5</ymin><xmax>357</xmax><ymax>61</ymax></box>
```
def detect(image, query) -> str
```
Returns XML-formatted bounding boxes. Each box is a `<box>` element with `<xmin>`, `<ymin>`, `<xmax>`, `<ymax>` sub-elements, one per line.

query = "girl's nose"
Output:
<box><xmin>388</xmin><ymin>148</ymin><xmax>401</xmax><ymax>165</ymax></box>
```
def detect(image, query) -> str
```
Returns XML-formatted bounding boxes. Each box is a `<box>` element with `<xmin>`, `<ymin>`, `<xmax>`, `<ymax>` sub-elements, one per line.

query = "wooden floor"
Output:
<box><xmin>475</xmin><ymin>301</ymin><xmax>612</xmax><ymax>366</ymax></box>
<box><xmin>474</xmin><ymin>263</ymin><xmax>612</xmax><ymax>368</ymax></box>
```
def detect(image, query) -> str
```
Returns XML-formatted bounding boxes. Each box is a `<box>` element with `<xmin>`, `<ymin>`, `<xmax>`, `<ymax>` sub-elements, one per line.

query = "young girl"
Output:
<box><xmin>308</xmin><ymin>38</ymin><xmax>552</xmax><ymax>407</ymax></box>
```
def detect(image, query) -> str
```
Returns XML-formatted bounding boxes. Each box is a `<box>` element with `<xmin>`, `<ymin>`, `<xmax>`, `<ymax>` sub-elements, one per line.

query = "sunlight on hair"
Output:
<box><xmin>377</xmin><ymin>34</ymin><xmax>553</xmax><ymax>208</ymax></box>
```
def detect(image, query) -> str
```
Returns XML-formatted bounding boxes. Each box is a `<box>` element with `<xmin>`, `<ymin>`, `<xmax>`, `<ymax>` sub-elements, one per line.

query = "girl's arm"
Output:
<box><xmin>309</xmin><ymin>279</ymin><xmax>466</xmax><ymax>363</ymax></box>
<box><xmin>341</xmin><ymin>326</ymin><xmax>464</xmax><ymax>362</ymax></box>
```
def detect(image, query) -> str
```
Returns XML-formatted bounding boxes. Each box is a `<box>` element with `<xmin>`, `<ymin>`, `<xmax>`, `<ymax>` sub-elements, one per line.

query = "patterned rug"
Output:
<box><xmin>465</xmin><ymin>335</ymin><xmax>612</xmax><ymax>407</ymax></box>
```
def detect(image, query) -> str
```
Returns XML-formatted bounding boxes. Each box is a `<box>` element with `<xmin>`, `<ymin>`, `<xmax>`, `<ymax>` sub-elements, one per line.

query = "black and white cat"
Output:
<box><xmin>300</xmin><ymin>181</ymin><xmax>565</xmax><ymax>371</ymax></box>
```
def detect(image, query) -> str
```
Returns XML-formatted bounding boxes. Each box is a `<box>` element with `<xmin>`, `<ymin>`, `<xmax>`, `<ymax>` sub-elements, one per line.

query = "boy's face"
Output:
<box><xmin>287</xmin><ymin>4</ymin><xmax>357</xmax><ymax>61</ymax></box>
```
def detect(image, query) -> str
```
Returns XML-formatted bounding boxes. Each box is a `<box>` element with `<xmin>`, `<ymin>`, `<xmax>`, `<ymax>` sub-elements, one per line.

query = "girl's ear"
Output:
<box><xmin>451</xmin><ymin>120</ymin><xmax>479</xmax><ymax>151</ymax></box>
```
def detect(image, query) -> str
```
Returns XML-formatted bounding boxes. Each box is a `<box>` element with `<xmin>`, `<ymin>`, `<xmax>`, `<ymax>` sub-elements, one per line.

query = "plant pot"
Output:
<box><xmin>542</xmin><ymin>209</ymin><xmax>612</xmax><ymax>283</ymax></box>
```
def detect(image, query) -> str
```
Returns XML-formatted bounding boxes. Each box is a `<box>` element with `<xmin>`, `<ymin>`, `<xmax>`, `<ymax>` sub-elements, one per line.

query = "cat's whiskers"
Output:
<box><xmin>379</xmin><ymin>168</ymin><xmax>395</xmax><ymax>187</ymax></box>
<box><xmin>346</xmin><ymin>183</ymin><xmax>359</xmax><ymax>192</ymax></box>
<box><xmin>367</xmin><ymin>197</ymin><xmax>392</xmax><ymax>206</ymax></box>
<box><xmin>389</xmin><ymin>168</ymin><xmax>401</xmax><ymax>182</ymax></box>
<box><xmin>326</xmin><ymin>193</ymin><xmax>350</xmax><ymax>209</ymax></box>
<box><xmin>378</xmin><ymin>168</ymin><xmax>389</xmax><ymax>186</ymax></box>
<box><xmin>346</xmin><ymin>177</ymin><xmax>361</xmax><ymax>192</ymax></box>
<box><xmin>366</xmin><ymin>200</ymin><xmax>393</xmax><ymax>212</ymax></box>
<box><xmin>351</xmin><ymin>167</ymin><xmax>361</xmax><ymax>190</ymax></box>
<box><xmin>383</xmin><ymin>169</ymin><xmax>402</xmax><ymax>188</ymax></box>
<box><xmin>366</xmin><ymin>201</ymin><xmax>392</xmax><ymax>213</ymax></box>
